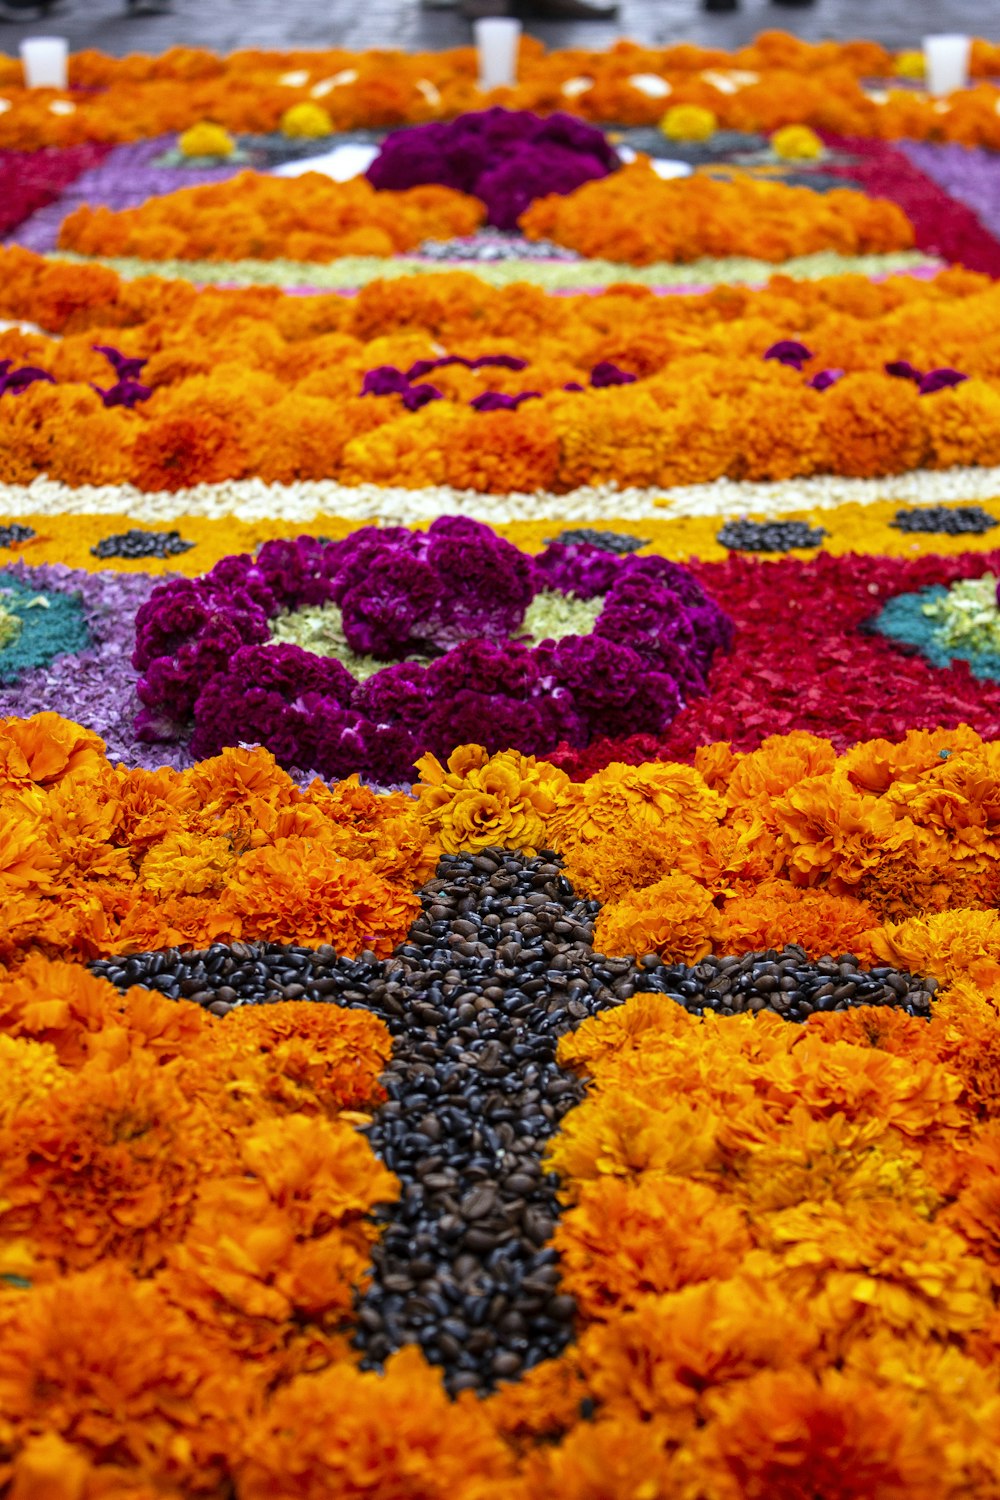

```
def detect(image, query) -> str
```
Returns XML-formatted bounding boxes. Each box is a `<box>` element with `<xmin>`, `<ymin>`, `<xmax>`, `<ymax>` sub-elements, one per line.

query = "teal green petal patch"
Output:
<box><xmin>873</xmin><ymin>579</ymin><xmax>1000</xmax><ymax>682</ymax></box>
<box><xmin>0</xmin><ymin>577</ymin><xmax>92</xmax><ymax>685</ymax></box>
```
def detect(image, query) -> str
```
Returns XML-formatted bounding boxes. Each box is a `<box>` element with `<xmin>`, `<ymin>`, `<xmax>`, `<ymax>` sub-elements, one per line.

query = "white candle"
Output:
<box><xmin>923</xmin><ymin>34</ymin><xmax>971</xmax><ymax>97</ymax></box>
<box><xmin>474</xmin><ymin>18</ymin><xmax>521</xmax><ymax>91</ymax></box>
<box><xmin>20</xmin><ymin>36</ymin><xmax>69</xmax><ymax>90</ymax></box>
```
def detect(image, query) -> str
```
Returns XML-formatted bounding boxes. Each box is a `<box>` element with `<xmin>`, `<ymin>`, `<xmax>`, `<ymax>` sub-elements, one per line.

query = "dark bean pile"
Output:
<box><xmin>91</xmin><ymin>855</ymin><xmax>935</xmax><ymax>1394</ymax></box>
<box><xmin>717</xmin><ymin>518</ymin><xmax>829</xmax><ymax>552</ymax></box>
<box><xmin>636</xmin><ymin>945</ymin><xmax>936</xmax><ymax>1020</ymax></box>
<box><xmin>90</xmin><ymin>529</ymin><xmax>196</xmax><ymax>560</ymax></box>
<box><xmin>890</xmin><ymin>505</ymin><xmax>998</xmax><ymax>536</ymax></box>
<box><xmin>552</xmin><ymin>528</ymin><xmax>650</xmax><ymax>554</ymax></box>
<box><xmin>0</xmin><ymin>524</ymin><xmax>35</xmax><ymax>548</ymax></box>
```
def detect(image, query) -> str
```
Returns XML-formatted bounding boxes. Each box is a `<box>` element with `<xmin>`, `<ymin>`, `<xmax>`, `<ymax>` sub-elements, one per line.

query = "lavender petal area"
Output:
<box><xmin>6</xmin><ymin>138</ymin><xmax>245</xmax><ymax>253</ymax></box>
<box><xmin>899</xmin><ymin>141</ymin><xmax>1000</xmax><ymax>246</ymax></box>
<box><xmin>0</xmin><ymin>561</ymin><xmax>196</xmax><ymax>772</ymax></box>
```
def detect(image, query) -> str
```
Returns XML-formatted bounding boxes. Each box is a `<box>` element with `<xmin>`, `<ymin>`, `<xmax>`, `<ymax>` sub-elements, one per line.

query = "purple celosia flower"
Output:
<box><xmin>469</xmin><ymin>390</ymin><xmax>540</xmax><ymax>412</ymax></box>
<box><xmin>92</xmin><ymin>377</ymin><xmax>152</xmax><ymax>409</ymax></box>
<box><xmin>919</xmin><ymin>368</ymin><xmax>969</xmax><ymax>395</ymax></box>
<box><xmin>93</xmin><ymin>344</ymin><xmax>148</xmax><ymax>382</ymax></box>
<box><xmin>764</xmin><ymin>340</ymin><xmax>812</xmax><ymax>369</ymax></box>
<box><xmin>0</xmin><ymin>360</ymin><xmax>55</xmax><ymax>396</ymax></box>
<box><xmin>809</xmin><ymin>368</ymin><xmax>845</xmax><ymax>392</ymax></box>
<box><xmin>402</xmin><ymin>383</ymin><xmax>443</xmax><ymax>411</ymax></box>
<box><xmin>590</xmin><ymin>361</ymin><xmax>637</xmax><ymax>388</ymax></box>
<box><xmin>885</xmin><ymin>359</ymin><xmax>923</xmax><ymax>383</ymax></box>
<box><xmin>362</xmin><ymin>365</ymin><xmax>412</xmax><ymax>397</ymax></box>
<box><xmin>365</xmin><ymin>107</ymin><xmax>619</xmax><ymax>230</ymax></box>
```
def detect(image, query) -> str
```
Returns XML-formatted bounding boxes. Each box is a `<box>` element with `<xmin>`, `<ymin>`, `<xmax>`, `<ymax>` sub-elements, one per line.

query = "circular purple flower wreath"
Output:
<box><xmin>133</xmin><ymin>519</ymin><xmax>732</xmax><ymax>783</ymax></box>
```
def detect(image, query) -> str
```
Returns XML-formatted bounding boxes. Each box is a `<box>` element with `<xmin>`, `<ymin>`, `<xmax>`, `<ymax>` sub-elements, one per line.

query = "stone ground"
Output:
<box><xmin>0</xmin><ymin>0</ymin><xmax>993</xmax><ymax>61</ymax></box>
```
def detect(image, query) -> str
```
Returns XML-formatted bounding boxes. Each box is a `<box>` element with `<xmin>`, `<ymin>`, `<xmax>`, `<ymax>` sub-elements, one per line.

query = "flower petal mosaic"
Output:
<box><xmin>7</xmin><ymin>27</ymin><xmax>1000</xmax><ymax>1498</ymax></box>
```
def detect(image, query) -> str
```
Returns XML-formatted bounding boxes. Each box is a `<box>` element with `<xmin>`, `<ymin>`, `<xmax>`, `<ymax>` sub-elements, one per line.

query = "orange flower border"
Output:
<box><xmin>4</xmin><ymin>248</ymin><xmax>1000</xmax><ymax>493</ymax></box>
<box><xmin>4</xmin><ymin>33</ymin><xmax>1000</xmax><ymax>149</ymax></box>
<box><xmin>5</xmin><ymin>717</ymin><xmax>1000</xmax><ymax>1493</ymax></box>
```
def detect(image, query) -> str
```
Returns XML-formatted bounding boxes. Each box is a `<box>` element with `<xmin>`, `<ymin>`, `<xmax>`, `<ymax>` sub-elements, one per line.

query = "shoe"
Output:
<box><xmin>703</xmin><ymin>0</ymin><xmax>739</xmax><ymax>9</ymax></box>
<box><xmin>514</xmin><ymin>0</ymin><xmax>618</xmax><ymax>19</ymax></box>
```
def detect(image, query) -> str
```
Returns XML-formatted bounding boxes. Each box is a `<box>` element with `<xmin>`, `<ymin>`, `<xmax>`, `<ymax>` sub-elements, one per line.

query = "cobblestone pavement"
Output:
<box><xmin>0</xmin><ymin>0</ymin><xmax>993</xmax><ymax>61</ymax></box>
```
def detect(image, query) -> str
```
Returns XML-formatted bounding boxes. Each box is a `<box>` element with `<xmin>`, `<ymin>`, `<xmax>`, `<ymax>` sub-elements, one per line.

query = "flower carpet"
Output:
<box><xmin>9</xmin><ymin>29</ymin><xmax>1000</xmax><ymax>1500</ymax></box>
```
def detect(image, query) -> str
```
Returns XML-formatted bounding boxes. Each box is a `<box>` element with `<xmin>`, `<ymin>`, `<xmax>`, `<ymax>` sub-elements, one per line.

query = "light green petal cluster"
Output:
<box><xmin>47</xmin><ymin>248</ymin><xmax>937</xmax><ymax>292</ymax></box>
<box><xmin>0</xmin><ymin>597</ymin><xmax>22</xmax><ymax>652</ymax></box>
<box><xmin>519</xmin><ymin>589</ymin><xmax>605</xmax><ymax>644</ymax></box>
<box><xmin>924</xmin><ymin>573</ymin><xmax>1000</xmax><ymax>657</ymax></box>
<box><xmin>267</xmin><ymin>589</ymin><xmax>606</xmax><ymax>676</ymax></box>
<box><xmin>268</xmin><ymin>601</ymin><xmax>434</xmax><ymax>680</ymax></box>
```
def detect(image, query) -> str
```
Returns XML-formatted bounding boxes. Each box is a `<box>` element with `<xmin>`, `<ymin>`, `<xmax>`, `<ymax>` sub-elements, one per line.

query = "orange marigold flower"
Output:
<box><xmin>0</xmin><ymin>1265</ymin><xmax>251</xmax><ymax>1495</ymax></box>
<box><xmin>0</xmin><ymin>1049</ymin><xmax>236</xmax><ymax>1274</ymax></box>
<box><xmin>0</xmin><ymin>712</ymin><xmax>106</xmax><ymax>788</ymax></box>
<box><xmin>719</xmin><ymin>880</ymin><xmax>880</xmax><ymax>960</ymax></box>
<box><xmin>216</xmin><ymin>837</ymin><xmax>419</xmax><ymax>954</ymax></box>
<box><xmin>216</xmin><ymin>1000</ymin><xmax>392</xmax><ymax>1116</ymax></box>
<box><xmin>694</xmin><ymin>1366</ymin><xmax>949</xmax><ymax>1500</ymax></box>
<box><xmin>819</xmin><ymin>371</ymin><xmax>926</xmax><ymax>477</ymax></box>
<box><xmin>129</xmin><ymin>411</ymin><xmax>247</xmax><ymax>491</ymax></box>
<box><xmin>578</xmin><ymin>1278</ymin><xmax>821</xmax><ymax>1420</ymax></box>
<box><xmin>554</xmin><ymin>1176</ymin><xmax>751</xmax><ymax>1317</ymax></box>
<box><xmin>593</xmin><ymin>871</ymin><xmax>722</xmax><ymax>962</ymax></box>
<box><xmin>521</xmin><ymin>1415</ymin><xmax>685</xmax><ymax>1500</ymax></box>
<box><xmin>238</xmin><ymin>1345</ymin><xmax>516</xmax><ymax>1500</ymax></box>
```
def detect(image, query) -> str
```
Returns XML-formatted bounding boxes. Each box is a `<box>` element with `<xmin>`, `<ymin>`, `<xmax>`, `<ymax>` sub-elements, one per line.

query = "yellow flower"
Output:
<box><xmin>414</xmin><ymin>746</ymin><xmax>569</xmax><ymax>856</ymax></box>
<box><xmin>771</xmin><ymin>124</ymin><xmax>825</xmax><ymax>161</ymax></box>
<box><xmin>660</xmin><ymin>104</ymin><xmax>717</xmax><ymax>141</ymax></box>
<box><xmin>280</xmin><ymin>101</ymin><xmax>333</xmax><ymax>138</ymax></box>
<box><xmin>178</xmin><ymin>121</ymin><xmax>236</xmax><ymax>159</ymax></box>
<box><xmin>895</xmin><ymin>49</ymin><xmax>927</xmax><ymax>79</ymax></box>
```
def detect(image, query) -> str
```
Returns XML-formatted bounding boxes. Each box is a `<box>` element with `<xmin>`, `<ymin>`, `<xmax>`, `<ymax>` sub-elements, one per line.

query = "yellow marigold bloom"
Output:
<box><xmin>558</xmin><ymin>759</ymin><xmax>724</xmax><ymax>846</ymax></box>
<box><xmin>545</xmin><ymin>1088</ymin><xmax>721</xmax><ymax>1184</ymax></box>
<box><xmin>593</xmin><ymin>870</ymin><xmax>721</xmax><ymax>963</ymax></box>
<box><xmin>178</xmin><ymin>120</ymin><xmax>236</xmax><ymax>158</ymax></box>
<box><xmin>138</xmin><ymin>828</ymin><xmax>236</xmax><ymax>897</ymax></box>
<box><xmin>871</xmin><ymin>908</ymin><xmax>1000</xmax><ymax>990</ymax></box>
<box><xmin>415</xmin><ymin>745</ymin><xmax>569</xmax><ymax>855</ymax></box>
<box><xmin>660</xmin><ymin>103</ymin><xmax>717</xmax><ymax>141</ymax></box>
<box><xmin>771</xmin><ymin>124</ymin><xmax>825</xmax><ymax>160</ymax></box>
<box><xmin>895</xmin><ymin>49</ymin><xmax>927</xmax><ymax>79</ymax></box>
<box><xmin>0</xmin><ymin>1034</ymin><xmax>63</xmax><ymax>1127</ymax></box>
<box><xmin>722</xmin><ymin>1108</ymin><xmax>939</xmax><ymax>1217</ymax></box>
<box><xmin>753</xmin><ymin>1202</ymin><xmax>994</xmax><ymax>1348</ymax></box>
<box><xmin>280</xmin><ymin>100</ymin><xmax>334</xmax><ymax>138</ymax></box>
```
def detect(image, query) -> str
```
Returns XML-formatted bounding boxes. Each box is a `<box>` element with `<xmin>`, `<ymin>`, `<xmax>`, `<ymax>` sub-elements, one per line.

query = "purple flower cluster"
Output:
<box><xmin>764</xmin><ymin>341</ymin><xmax>967</xmax><ymax>396</ymax></box>
<box><xmin>0</xmin><ymin>361</ymin><xmax>54</xmax><ymax>398</ymax></box>
<box><xmin>133</xmin><ymin>520</ymin><xmax>731</xmax><ymax>783</ymax></box>
<box><xmin>365</xmin><ymin>108</ymin><xmax>619</xmax><ymax>231</ymax></box>
<box><xmin>361</xmin><ymin>356</ymin><xmax>636</xmax><ymax>414</ymax></box>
